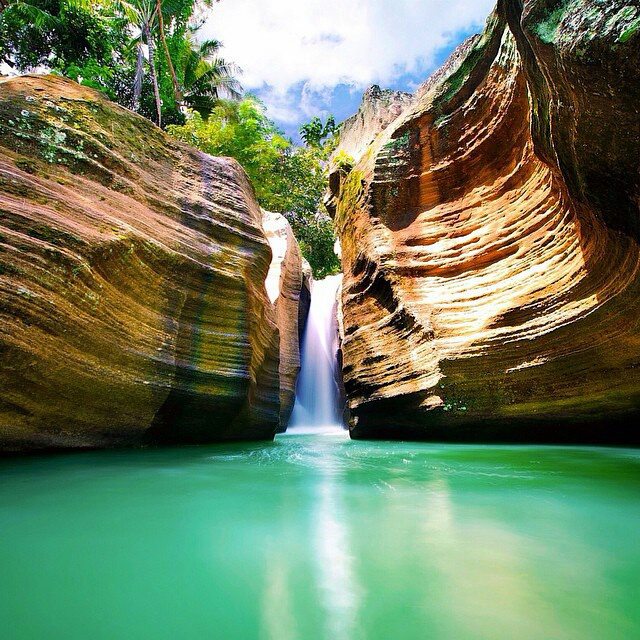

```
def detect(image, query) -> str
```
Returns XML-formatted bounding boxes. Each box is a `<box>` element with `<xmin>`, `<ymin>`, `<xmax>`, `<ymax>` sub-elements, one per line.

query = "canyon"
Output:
<box><xmin>1</xmin><ymin>0</ymin><xmax>640</xmax><ymax>449</ymax></box>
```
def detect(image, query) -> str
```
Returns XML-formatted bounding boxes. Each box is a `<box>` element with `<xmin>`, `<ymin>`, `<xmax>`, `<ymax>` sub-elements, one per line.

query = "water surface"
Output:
<box><xmin>1</xmin><ymin>434</ymin><xmax>639</xmax><ymax>639</ymax></box>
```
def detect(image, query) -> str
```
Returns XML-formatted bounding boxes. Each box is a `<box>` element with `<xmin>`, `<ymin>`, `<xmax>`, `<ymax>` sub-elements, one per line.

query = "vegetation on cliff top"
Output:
<box><xmin>169</xmin><ymin>102</ymin><xmax>341</xmax><ymax>278</ymax></box>
<box><xmin>0</xmin><ymin>0</ymin><xmax>342</xmax><ymax>278</ymax></box>
<box><xmin>0</xmin><ymin>0</ymin><xmax>240</xmax><ymax>127</ymax></box>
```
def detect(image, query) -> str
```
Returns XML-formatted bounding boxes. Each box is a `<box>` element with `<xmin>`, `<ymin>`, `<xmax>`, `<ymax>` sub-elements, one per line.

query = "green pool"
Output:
<box><xmin>1</xmin><ymin>433</ymin><xmax>639</xmax><ymax>639</ymax></box>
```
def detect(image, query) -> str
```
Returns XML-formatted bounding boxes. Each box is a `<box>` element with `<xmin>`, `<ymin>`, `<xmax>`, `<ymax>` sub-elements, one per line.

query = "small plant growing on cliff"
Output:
<box><xmin>333</xmin><ymin>150</ymin><xmax>354</xmax><ymax>172</ymax></box>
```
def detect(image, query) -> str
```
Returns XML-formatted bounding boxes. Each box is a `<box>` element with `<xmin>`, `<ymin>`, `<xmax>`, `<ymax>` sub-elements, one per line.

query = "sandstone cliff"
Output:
<box><xmin>263</xmin><ymin>210</ymin><xmax>310</xmax><ymax>430</ymax></box>
<box><xmin>332</xmin><ymin>1</ymin><xmax>640</xmax><ymax>442</ymax></box>
<box><xmin>0</xmin><ymin>75</ymin><xmax>303</xmax><ymax>452</ymax></box>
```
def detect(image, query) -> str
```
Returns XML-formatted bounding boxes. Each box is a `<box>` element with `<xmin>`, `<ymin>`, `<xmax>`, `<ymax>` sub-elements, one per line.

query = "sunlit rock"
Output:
<box><xmin>332</xmin><ymin>2</ymin><xmax>640</xmax><ymax>442</ymax></box>
<box><xmin>0</xmin><ymin>74</ymin><xmax>283</xmax><ymax>451</ymax></box>
<box><xmin>263</xmin><ymin>209</ymin><xmax>308</xmax><ymax>430</ymax></box>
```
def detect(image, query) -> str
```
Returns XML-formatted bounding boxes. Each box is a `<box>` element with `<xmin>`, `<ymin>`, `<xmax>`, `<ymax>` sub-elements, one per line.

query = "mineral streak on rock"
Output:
<box><xmin>332</xmin><ymin>2</ymin><xmax>640</xmax><ymax>442</ymax></box>
<box><xmin>263</xmin><ymin>209</ymin><xmax>308</xmax><ymax>430</ymax></box>
<box><xmin>0</xmin><ymin>74</ymin><xmax>287</xmax><ymax>452</ymax></box>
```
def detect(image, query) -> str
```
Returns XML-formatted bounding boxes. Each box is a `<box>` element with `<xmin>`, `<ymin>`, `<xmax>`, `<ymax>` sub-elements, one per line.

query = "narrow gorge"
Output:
<box><xmin>1</xmin><ymin>2</ymin><xmax>640</xmax><ymax>639</ymax></box>
<box><xmin>1</xmin><ymin>0</ymin><xmax>640</xmax><ymax>452</ymax></box>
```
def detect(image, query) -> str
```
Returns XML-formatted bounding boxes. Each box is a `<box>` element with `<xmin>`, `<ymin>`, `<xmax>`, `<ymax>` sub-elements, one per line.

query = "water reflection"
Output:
<box><xmin>1</xmin><ymin>438</ymin><xmax>639</xmax><ymax>639</ymax></box>
<box><xmin>262</xmin><ymin>548</ymin><xmax>297</xmax><ymax>640</ymax></box>
<box><xmin>313</xmin><ymin>461</ymin><xmax>362</xmax><ymax>640</ymax></box>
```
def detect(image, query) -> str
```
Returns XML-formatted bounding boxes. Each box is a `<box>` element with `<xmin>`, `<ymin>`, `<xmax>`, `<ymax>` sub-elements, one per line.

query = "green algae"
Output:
<box><xmin>533</xmin><ymin>3</ymin><xmax>571</xmax><ymax>44</ymax></box>
<box><xmin>335</xmin><ymin>168</ymin><xmax>365</xmax><ymax>230</ymax></box>
<box><xmin>618</xmin><ymin>17</ymin><xmax>640</xmax><ymax>42</ymax></box>
<box><xmin>14</xmin><ymin>159</ymin><xmax>37</xmax><ymax>174</ymax></box>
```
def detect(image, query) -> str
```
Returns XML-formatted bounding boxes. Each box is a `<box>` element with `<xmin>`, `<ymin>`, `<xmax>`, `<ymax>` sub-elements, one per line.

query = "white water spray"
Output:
<box><xmin>288</xmin><ymin>274</ymin><xmax>344</xmax><ymax>433</ymax></box>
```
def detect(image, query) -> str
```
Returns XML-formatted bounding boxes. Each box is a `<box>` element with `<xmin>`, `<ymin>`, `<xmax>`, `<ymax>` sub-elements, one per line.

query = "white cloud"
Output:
<box><xmin>201</xmin><ymin>0</ymin><xmax>495</xmax><ymax>123</ymax></box>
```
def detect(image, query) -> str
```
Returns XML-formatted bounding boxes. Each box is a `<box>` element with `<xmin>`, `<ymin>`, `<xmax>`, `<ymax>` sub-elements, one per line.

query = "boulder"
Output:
<box><xmin>332</xmin><ymin>1</ymin><xmax>640</xmax><ymax>443</ymax></box>
<box><xmin>0</xmin><ymin>74</ymin><xmax>288</xmax><ymax>451</ymax></box>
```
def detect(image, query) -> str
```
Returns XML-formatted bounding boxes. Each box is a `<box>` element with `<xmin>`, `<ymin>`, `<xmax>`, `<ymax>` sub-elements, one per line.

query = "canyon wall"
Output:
<box><xmin>332</xmin><ymin>1</ymin><xmax>640</xmax><ymax>442</ymax></box>
<box><xmin>0</xmin><ymin>75</ymin><xmax>304</xmax><ymax>452</ymax></box>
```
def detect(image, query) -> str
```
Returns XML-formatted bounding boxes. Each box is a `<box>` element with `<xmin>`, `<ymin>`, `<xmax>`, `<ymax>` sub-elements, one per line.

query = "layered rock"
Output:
<box><xmin>263</xmin><ymin>210</ymin><xmax>309</xmax><ymax>430</ymax></box>
<box><xmin>326</xmin><ymin>86</ymin><xmax>413</xmax><ymax>218</ymax></box>
<box><xmin>0</xmin><ymin>74</ymin><xmax>299</xmax><ymax>452</ymax></box>
<box><xmin>333</xmin><ymin>1</ymin><xmax>640</xmax><ymax>442</ymax></box>
<box><xmin>335</xmin><ymin>85</ymin><xmax>413</xmax><ymax>164</ymax></box>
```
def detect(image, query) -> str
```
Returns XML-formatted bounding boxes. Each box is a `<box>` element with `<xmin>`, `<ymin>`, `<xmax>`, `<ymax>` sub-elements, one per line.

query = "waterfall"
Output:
<box><xmin>288</xmin><ymin>274</ymin><xmax>344</xmax><ymax>433</ymax></box>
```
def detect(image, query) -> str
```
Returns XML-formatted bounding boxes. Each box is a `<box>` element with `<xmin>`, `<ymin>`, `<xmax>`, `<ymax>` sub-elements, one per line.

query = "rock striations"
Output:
<box><xmin>332</xmin><ymin>1</ymin><xmax>640</xmax><ymax>443</ymax></box>
<box><xmin>0</xmin><ymin>75</ymin><xmax>305</xmax><ymax>452</ymax></box>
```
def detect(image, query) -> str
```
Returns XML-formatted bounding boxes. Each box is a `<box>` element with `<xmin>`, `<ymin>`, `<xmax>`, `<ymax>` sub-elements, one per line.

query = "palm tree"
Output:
<box><xmin>116</xmin><ymin>0</ymin><xmax>231</xmax><ymax>125</ymax></box>
<box><xmin>116</xmin><ymin>0</ymin><xmax>163</xmax><ymax>126</ymax></box>
<box><xmin>180</xmin><ymin>38</ymin><xmax>241</xmax><ymax>118</ymax></box>
<box><xmin>155</xmin><ymin>0</ymin><xmax>180</xmax><ymax>102</ymax></box>
<box><xmin>154</xmin><ymin>0</ymin><xmax>220</xmax><ymax>106</ymax></box>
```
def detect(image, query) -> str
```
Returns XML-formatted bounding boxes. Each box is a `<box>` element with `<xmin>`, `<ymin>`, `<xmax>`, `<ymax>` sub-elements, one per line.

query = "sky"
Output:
<box><xmin>201</xmin><ymin>0</ymin><xmax>495</xmax><ymax>142</ymax></box>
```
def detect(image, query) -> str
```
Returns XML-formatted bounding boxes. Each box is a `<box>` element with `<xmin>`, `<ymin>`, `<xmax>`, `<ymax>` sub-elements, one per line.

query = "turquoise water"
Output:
<box><xmin>1</xmin><ymin>433</ymin><xmax>639</xmax><ymax>639</ymax></box>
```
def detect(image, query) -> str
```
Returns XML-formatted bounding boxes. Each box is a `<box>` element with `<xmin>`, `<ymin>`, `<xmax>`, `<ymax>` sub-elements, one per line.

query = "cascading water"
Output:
<box><xmin>288</xmin><ymin>274</ymin><xmax>344</xmax><ymax>433</ymax></box>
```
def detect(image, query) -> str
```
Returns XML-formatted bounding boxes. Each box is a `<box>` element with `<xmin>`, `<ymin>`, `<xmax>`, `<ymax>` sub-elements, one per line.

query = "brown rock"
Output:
<box><xmin>0</xmin><ymin>74</ymin><xmax>282</xmax><ymax>452</ymax></box>
<box><xmin>263</xmin><ymin>210</ymin><xmax>308</xmax><ymax>430</ymax></box>
<box><xmin>336</xmin><ymin>85</ymin><xmax>414</xmax><ymax>164</ymax></box>
<box><xmin>333</xmin><ymin>2</ymin><xmax>640</xmax><ymax>443</ymax></box>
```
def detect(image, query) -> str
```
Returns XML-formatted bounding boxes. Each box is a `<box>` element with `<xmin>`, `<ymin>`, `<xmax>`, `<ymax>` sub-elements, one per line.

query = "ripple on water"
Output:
<box><xmin>0</xmin><ymin>435</ymin><xmax>639</xmax><ymax>640</ymax></box>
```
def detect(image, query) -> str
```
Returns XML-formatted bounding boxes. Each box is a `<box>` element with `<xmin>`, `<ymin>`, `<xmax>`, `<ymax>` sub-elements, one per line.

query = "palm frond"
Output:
<box><xmin>3</xmin><ymin>2</ymin><xmax>59</xmax><ymax>29</ymax></box>
<box><xmin>197</xmin><ymin>39</ymin><xmax>222</xmax><ymax>58</ymax></box>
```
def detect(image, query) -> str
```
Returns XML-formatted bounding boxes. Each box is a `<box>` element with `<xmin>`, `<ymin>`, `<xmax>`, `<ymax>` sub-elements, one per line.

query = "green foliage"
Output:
<box><xmin>0</xmin><ymin>1</ymin><xmax>124</xmax><ymax>72</ymax></box>
<box><xmin>333</xmin><ymin>149</ymin><xmax>354</xmax><ymax>172</ymax></box>
<box><xmin>180</xmin><ymin>39</ymin><xmax>241</xmax><ymax>117</ymax></box>
<box><xmin>299</xmin><ymin>115</ymin><xmax>336</xmax><ymax>148</ymax></box>
<box><xmin>0</xmin><ymin>0</ymin><xmax>240</xmax><ymax>128</ymax></box>
<box><xmin>168</xmin><ymin>100</ymin><xmax>341</xmax><ymax>278</ymax></box>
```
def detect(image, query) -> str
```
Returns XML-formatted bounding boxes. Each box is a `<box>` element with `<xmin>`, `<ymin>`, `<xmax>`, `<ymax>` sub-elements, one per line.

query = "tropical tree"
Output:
<box><xmin>115</xmin><ymin>0</ymin><xmax>163</xmax><ymax>125</ymax></box>
<box><xmin>0</xmin><ymin>0</ymin><xmax>241</xmax><ymax>129</ymax></box>
<box><xmin>0</xmin><ymin>1</ymin><xmax>57</xmax><ymax>26</ymax></box>
<box><xmin>155</xmin><ymin>0</ymin><xmax>181</xmax><ymax>102</ymax></box>
<box><xmin>0</xmin><ymin>0</ymin><xmax>124</xmax><ymax>76</ymax></box>
<box><xmin>167</xmin><ymin>102</ymin><xmax>342</xmax><ymax>277</ymax></box>
<box><xmin>180</xmin><ymin>38</ymin><xmax>241</xmax><ymax>117</ymax></box>
<box><xmin>153</xmin><ymin>0</ymin><xmax>219</xmax><ymax>104</ymax></box>
<box><xmin>300</xmin><ymin>115</ymin><xmax>337</xmax><ymax>148</ymax></box>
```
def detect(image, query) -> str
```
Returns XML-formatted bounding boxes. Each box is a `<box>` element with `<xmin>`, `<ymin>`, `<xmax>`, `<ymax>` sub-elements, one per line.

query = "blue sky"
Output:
<box><xmin>202</xmin><ymin>0</ymin><xmax>495</xmax><ymax>142</ymax></box>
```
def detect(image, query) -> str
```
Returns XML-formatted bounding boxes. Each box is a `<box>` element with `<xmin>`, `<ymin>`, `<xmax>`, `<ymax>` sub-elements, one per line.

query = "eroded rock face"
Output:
<box><xmin>325</xmin><ymin>86</ymin><xmax>414</xmax><ymax>219</ymax></box>
<box><xmin>263</xmin><ymin>209</ymin><xmax>309</xmax><ymax>430</ymax></box>
<box><xmin>333</xmin><ymin>2</ymin><xmax>640</xmax><ymax>442</ymax></box>
<box><xmin>0</xmin><ymin>75</ymin><xmax>284</xmax><ymax>451</ymax></box>
<box><xmin>336</xmin><ymin>85</ymin><xmax>414</xmax><ymax>163</ymax></box>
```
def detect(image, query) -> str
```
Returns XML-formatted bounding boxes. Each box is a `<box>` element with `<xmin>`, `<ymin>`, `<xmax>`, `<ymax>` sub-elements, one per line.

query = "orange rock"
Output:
<box><xmin>332</xmin><ymin>4</ymin><xmax>640</xmax><ymax>443</ymax></box>
<box><xmin>0</xmin><ymin>75</ymin><xmax>294</xmax><ymax>451</ymax></box>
